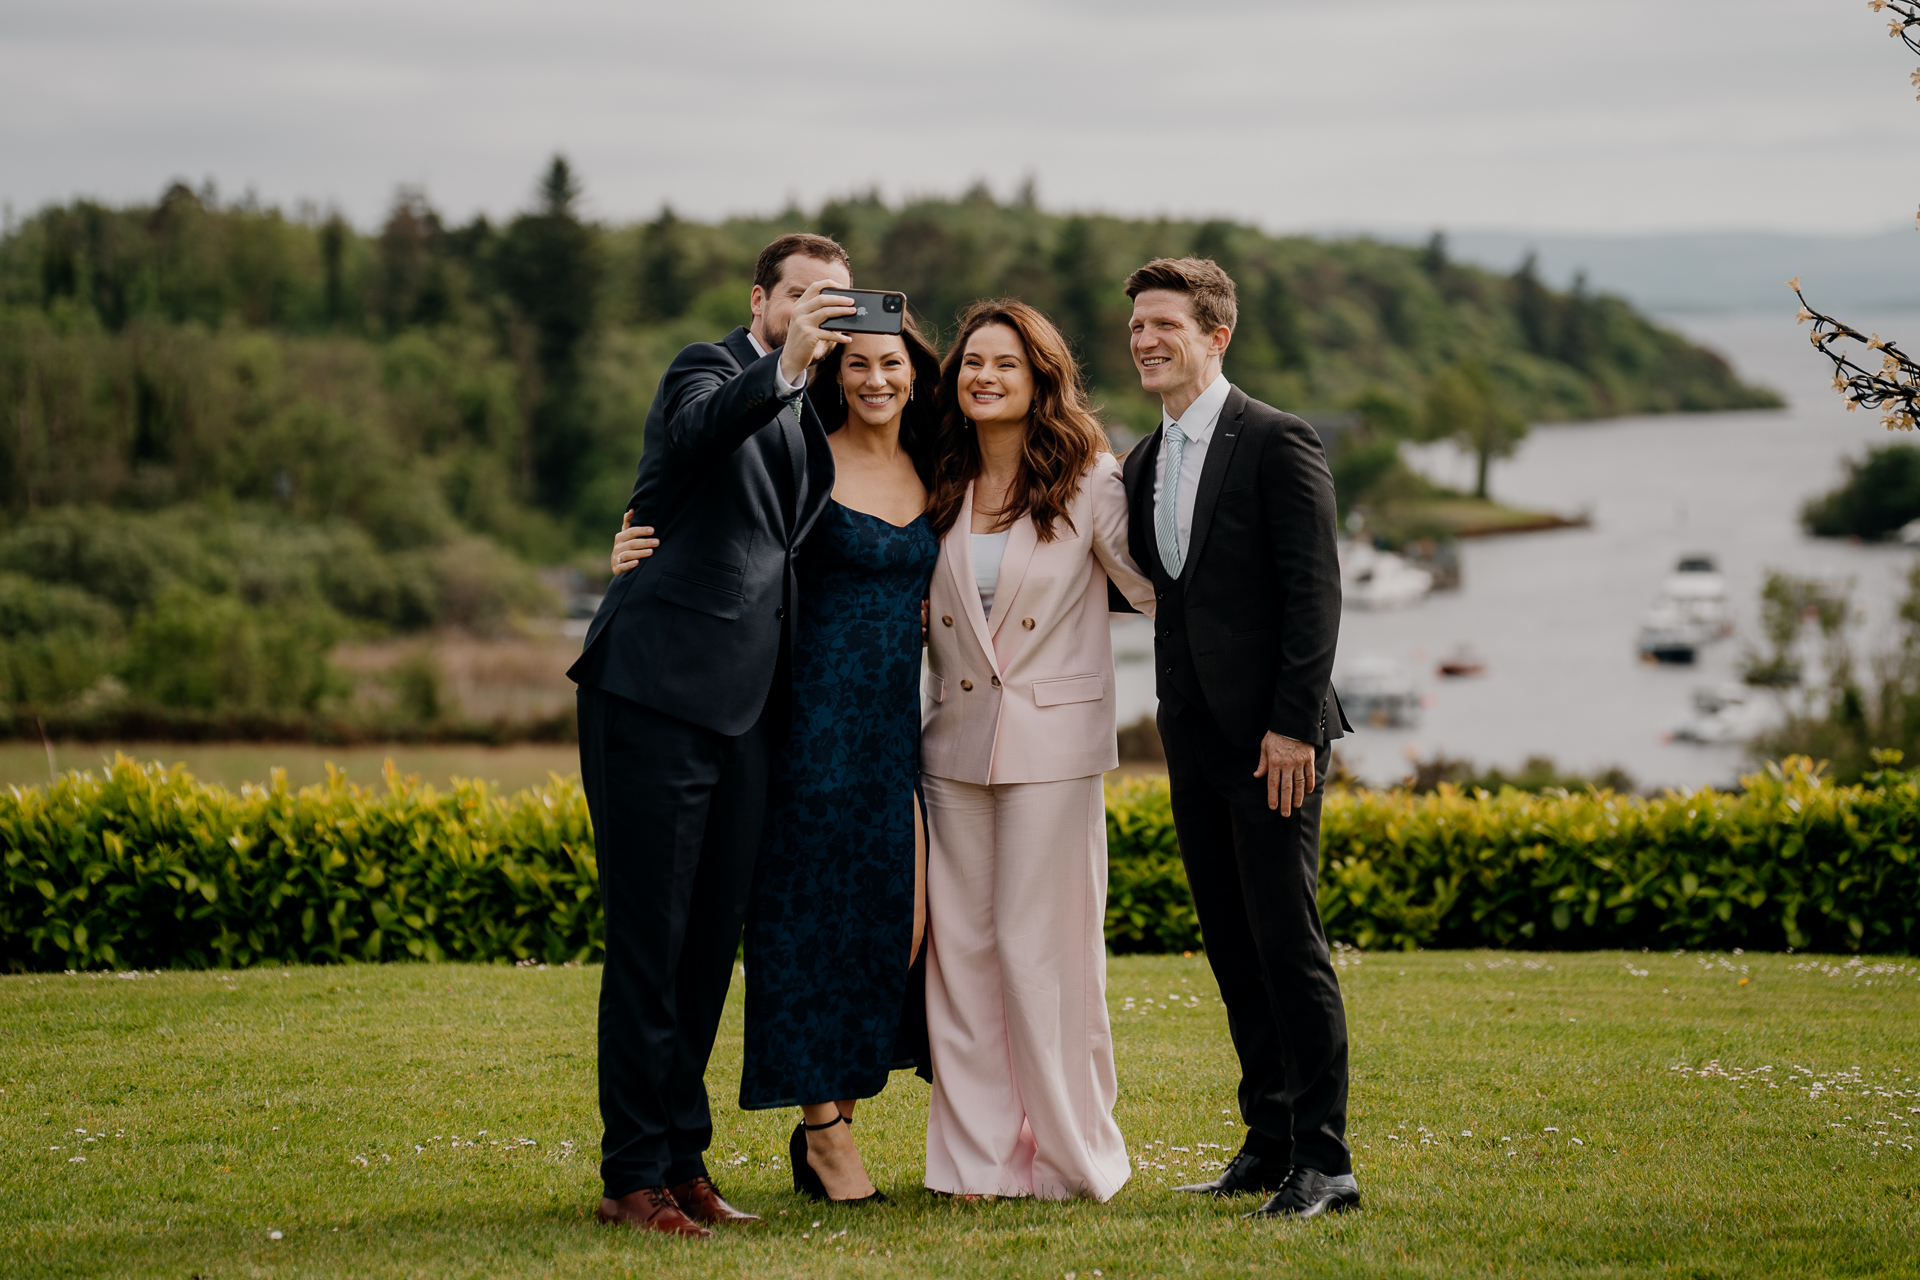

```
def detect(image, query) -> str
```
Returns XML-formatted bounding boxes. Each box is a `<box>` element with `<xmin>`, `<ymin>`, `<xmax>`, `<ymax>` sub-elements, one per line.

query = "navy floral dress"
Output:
<box><xmin>741</xmin><ymin>500</ymin><xmax>939</xmax><ymax>1109</ymax></box>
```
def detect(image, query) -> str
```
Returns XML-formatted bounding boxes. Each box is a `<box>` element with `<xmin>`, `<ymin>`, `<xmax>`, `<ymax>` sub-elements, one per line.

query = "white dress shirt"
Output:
<box><xmin>748</xmin><ymin>330</ymin><xmax>811</xmax><ymax>397</ymax></box>
<box><xmin>1151</xmin><ymin>373</ymin><xmax>1232</xmax><ymax>566</ymax></box>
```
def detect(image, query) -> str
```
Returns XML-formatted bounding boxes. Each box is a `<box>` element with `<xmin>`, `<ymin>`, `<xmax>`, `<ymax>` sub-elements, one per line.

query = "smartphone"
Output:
<box><xmin>820</xmin><ymin>288</ymin><xmax>908</xmax><ymax>335</ymax></box>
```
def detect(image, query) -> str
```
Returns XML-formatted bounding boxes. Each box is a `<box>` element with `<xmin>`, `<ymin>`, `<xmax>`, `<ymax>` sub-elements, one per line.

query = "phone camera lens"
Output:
<box><xmin>884</xmin><ymin>295</ymin><xmax>902</xmax><ymax>313</ymax></box>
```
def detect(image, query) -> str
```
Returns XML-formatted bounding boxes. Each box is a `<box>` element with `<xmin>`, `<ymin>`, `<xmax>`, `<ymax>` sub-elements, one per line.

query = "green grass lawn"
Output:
<box><xmin>5</xmin><ymin>949</ymin><xmax>1918</xmax><ymax>1279</ymax></box>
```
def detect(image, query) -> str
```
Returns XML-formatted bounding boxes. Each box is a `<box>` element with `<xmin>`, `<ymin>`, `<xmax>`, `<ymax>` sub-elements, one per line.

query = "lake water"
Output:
<box><xmin>1110</xmin><ymin>310</ymin><xmax>1920</xmax><ymax>790</ymax></box>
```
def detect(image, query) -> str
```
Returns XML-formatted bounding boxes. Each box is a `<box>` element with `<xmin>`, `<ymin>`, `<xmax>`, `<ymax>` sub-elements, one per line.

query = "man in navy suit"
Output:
<box><xmin>569</xmin><ymin>233</ymin><xmax>853</xmax><ymax>1237</ymax></box>
<box><xmin>1116</xmin><ymin>257</ymin><xmax>1358</xmax><ymax>1221</ymax></box>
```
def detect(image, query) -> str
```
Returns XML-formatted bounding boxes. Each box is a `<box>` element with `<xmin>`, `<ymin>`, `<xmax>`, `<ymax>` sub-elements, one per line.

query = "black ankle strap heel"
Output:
<box><xmin>788</xmin><ymin>1116</ymin><xmax>887</xmax><ymax>1205</ymax></box>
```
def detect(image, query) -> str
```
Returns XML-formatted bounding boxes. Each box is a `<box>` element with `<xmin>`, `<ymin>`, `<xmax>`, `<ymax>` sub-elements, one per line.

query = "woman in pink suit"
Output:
<box><xmin>918</xmin><ymin>300</ymin><xmax>1158</xmax><ymax>1201</ymax></box>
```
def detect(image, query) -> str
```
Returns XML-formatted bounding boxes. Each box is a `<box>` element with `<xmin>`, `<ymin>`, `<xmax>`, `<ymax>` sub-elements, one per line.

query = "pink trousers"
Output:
<box><xmin>920</xmin><ymin>773</ymin><xmax>1130</xmax><ymax>1201</ymax></box>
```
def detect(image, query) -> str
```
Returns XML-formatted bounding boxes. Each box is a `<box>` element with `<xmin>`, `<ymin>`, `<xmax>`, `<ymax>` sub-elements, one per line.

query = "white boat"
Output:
<box><xmin>1636</xmin><ymin>555</ymin><xmax>1732</xmax><ymax>663</ymax></box>
<box><xmin>1672</xmin><ymin>684</ymin><xmax>1777</xmax><ymax>745</ymax></box>
<box><xmin>1661</xmin><ymin>556</ymin><xmax>1733</xmax><ymax>637</ymax></box>
<box><xmin>1335</xmin><ymin>656</ymin><xmax>1422</xmax><ymax>728</ymax></box>
<box><xmin>1339</xmin><ymin>540</ymin><xmax>1434</xmax><ymax>610</ymax></box>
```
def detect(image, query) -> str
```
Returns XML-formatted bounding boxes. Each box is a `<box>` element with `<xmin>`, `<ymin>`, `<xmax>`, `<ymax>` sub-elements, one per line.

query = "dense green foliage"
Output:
<box><xmin>2</xmin><ymin>758</ymin><xmax>597</xmax><ymax>970</ymax></box>
<box><xmin>0</xmin><ymin>164</ymin><xmax>1777</xmax><ymax>731</ymax></box>
<box><xmin>1395</xmin><ymin>753</ymin><xmax>1639</xmax><ymax>796</ymax></box>
<box><xmin>1752</xmin><ymin>562</ymin><xmax>1920</xmax><ymax>783</ymax></box>
<box><xmin>1107</xmin><ymin>762</ymin><xmax>1920</xmax><ymax>955</ymax></box>
<box><xmin>6</xmin><ymin>755</ymin><xmax>1914</xmax><ymax>971</ymax></box>
<box><xmin>0</xmin><ymin>506</ymin><xmax>551</xmax><ymax>730</ymax></box>
<box><xmin>1802</xmin><ymin>440</ymin><xmax>1920</xmax><ymax>540</ymax></box>
<box><xmin>2</xmin><ymin>168</ymin><xmax>1775</xmax><ymax>545</ymax></box>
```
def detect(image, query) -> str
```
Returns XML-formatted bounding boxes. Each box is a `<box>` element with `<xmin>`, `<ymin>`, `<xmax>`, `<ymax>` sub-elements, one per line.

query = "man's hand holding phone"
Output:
<box><xmin>779</xmin><ymin>281</ymin><xmax>857</xmax><ymax>384</ymax></box>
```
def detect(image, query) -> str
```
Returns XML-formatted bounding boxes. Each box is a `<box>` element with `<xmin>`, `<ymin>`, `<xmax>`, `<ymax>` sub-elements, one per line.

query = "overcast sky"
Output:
<box><xmin>4</xmin><ymin>0</ymin><xmax>1917</xmax><ymax>237</ymax></box>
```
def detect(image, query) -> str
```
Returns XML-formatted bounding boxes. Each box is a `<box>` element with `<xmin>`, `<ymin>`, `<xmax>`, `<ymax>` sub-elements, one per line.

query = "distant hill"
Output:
<box><xmin>1418</xmin><ymin>228</ymin><xmax>1920</xmax><ymax>315</ymax></box>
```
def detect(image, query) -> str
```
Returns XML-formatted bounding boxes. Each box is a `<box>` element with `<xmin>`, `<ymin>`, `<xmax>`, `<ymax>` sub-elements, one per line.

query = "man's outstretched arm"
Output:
<box><xmin>656</xmin><ymin>279</ymin><xmax>853</xmax><ymax>465</ymax></box>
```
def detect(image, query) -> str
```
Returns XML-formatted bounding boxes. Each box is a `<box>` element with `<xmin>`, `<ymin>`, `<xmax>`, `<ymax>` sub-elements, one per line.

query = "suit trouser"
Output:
<box><xmin>921</xmin><ymin>773</ymin><xmax>1130</xmax><ymax>1202</ymax></box>
<box><xmin>577</xmin><ymin>685</ymin><xmax>770</xmax><ymax>1198</ymax></box>
<box><xmin>1158</xmin><ymin>701</ymin><xmax>1351</xmax><ymax>1176</ymax></box>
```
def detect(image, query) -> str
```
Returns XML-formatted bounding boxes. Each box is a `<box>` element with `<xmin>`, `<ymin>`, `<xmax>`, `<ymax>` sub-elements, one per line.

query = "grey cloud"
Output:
<box><xmin>1</xmin><ymin>0</ymin><xmax>1914</xmax><ymax>235</ymax></box>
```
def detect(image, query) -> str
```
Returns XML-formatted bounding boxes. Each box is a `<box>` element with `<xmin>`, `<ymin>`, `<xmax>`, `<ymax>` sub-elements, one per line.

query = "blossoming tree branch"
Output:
<box><xmin>1791</xmin><ymin>0</ymin><xmax>1920</xmax><ymax>432</ymax></box>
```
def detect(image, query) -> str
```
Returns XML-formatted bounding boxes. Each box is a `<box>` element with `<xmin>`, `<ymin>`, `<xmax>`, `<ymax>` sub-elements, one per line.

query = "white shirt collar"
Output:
<box><xmin>1162</xmin><ymin>372</ymin><xmax>1231</xmax><ymax>444</ymax></box>
<box><xmin>747</xmin><ymin>329</ymin><xmax>768</xmax><ymax>358</ymax></box>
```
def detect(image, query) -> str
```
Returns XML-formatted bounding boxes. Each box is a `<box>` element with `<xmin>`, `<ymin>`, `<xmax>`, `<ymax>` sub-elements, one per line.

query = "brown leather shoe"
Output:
<box><xmin>595</xmin><ymin>1187</ymin><xmax>713</xmax><ymax>1238</ymax></box>
<box><xmin>669</xmin><ymin>1175</ymin><xmax>762</xmax><ymax>1225</ymax></box>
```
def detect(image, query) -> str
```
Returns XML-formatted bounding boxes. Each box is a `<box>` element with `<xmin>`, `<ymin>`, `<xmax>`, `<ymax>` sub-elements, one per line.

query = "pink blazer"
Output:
<box><xmin>921</xmin><ymin>453</ymin><xmax>1158</xmax><ymax>785</ymax></box>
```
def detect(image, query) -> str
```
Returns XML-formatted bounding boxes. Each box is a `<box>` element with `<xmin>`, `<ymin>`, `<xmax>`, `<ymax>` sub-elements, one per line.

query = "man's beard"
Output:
<box><xmin>762</xmin><ymin>315</ymin><xmax>787</xmax><ymax>350</ymax></box>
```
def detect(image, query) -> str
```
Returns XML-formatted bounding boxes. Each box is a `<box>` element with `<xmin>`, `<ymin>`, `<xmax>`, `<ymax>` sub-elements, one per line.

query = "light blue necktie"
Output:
<box><xmin>1157</xmin><ymin>421</ymin><xmax>1187</xmax><ymax>577</ymax></box>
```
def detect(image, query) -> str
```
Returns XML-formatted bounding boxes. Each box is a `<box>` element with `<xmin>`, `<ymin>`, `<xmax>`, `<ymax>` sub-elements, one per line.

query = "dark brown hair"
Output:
<box><xmin>753</xmin><ymin>233</ymin><xmax>851</xmax><ymax>294</ymax></box>
<box><xmin>1124</xmin><ymin>256</ymin><xmax>1238</xmax><ymax>334</ymax></box>
<box><xmin>804</xmin><ymin>313</ymin><xmax>944</xmax><ymax>489</ymax></box>
<box><xmin>924</xmin><ymin>299</ymin><xmax>1109</xmax><ymax>541</ymax></box>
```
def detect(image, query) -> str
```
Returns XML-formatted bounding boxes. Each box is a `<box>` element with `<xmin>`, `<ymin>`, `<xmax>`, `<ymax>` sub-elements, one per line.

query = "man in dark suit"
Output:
<box><xmin>567</xmin><ymin>233</ymin><xmax>854</xmax><ymax>1237</ymax></box>
<box><xmin>1116</xmin><ymin>257</ymin><xmax>1359</xmax><ymax>1220</ymax></box>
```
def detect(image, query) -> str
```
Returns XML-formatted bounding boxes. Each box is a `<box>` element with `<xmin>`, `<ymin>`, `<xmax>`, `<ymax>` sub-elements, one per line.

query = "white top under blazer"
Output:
<box><xmin>922</xmin><ymin>455</ymin><xmax>1158</xmax><ymax>785</ymax></box>
<box><xmin>971</xmin><ymin>530</ymin><xmax>1011</xmax><ymax>618</ymax></box>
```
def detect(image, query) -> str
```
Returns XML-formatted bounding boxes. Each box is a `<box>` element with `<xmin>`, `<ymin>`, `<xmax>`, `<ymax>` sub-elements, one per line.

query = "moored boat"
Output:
<box><xmin>1335</xmin><ymin>656</ymin><xmax>1422</xmax><ymax>728</ymax></box>
<box><xmin>1339</xmin><ymin>539</ymin><xmax>1434</xmax><ymax>610</ymax></box>
<box><xmin>1636</xmin><ymin>554</ymin><xmax>1732</xmax><ymax>664</ymax></box>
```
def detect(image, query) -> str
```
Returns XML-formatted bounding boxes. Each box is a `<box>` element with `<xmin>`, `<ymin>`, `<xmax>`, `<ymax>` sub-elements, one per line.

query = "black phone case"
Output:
<box><xmin>821</xmin><ymin>288</ymin><xmax>907</xmax><ymax>335</ymax></box>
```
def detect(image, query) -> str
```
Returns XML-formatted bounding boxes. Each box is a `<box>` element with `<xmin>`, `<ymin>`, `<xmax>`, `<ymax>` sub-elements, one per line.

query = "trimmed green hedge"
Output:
<box><xmin>1104</xmin><ymin>760</ymin><xmax>1919</xmax><ymax>955</ymax></box>
<box><xmin>1</xmin><ymin>759</ymin><xmax>598</xmax><ymax>970</ymax></box>
<box><xmin>4</xmin><ymin>756</ymin><xmax>1917</xmax><ymax>970</ymax></box>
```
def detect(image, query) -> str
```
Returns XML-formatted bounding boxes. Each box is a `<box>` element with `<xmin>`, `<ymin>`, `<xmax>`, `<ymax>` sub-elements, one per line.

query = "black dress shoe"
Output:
<box><xmin>1245</xmin><ymin>1166</ymin><xmax>1361</xmax><ymax>1220</ymax></box>
<box><xmin>1172</xmin><ymin>1148</ymin><xmax>1291</xmax><ymax>1197</ymax></box>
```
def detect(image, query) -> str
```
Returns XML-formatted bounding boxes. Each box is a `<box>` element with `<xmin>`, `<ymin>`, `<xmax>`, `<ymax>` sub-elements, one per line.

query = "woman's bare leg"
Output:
<box><xmin>801</xmin><ymin>1100</ymin><xmax>875</xmax><ymax>1199</ymax></box>
<box><xmin>912</xmin><ymin>790</ymin><xmax>928</xmax><ymax>964</ymax></box>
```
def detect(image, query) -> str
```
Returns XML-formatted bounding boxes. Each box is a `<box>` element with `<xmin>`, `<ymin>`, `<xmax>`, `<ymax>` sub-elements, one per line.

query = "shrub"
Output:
<box><xmin>0</xmin><ymin>572</ymin><xmax>120</xmax><ymax>708</ymax></box>
<box><xmin>1</xmin><ymin>758</ymin><xmax>597</xmax><ymax>971</ymax></box>
<box><xmin>0</xmin><ymin>503</ymin><xmax>550</xmax><ymax>633</ymax></box>
<box><xmin>4</xmin><ymin>756</ymin><xmax>1917</xmax><ymax>971</ymax></box>
<box><xmin>119</xmin><ymin>585</ymin><xmax>345</xmax><ymax>713</ymax></box>
<box><xmin>1104</xmin><ymin>759</ymin><xmax>1917</xmax><ymax>955</ymax></box>
<box><xmin>1104</xmin><ymin>776</ymin><xmax>1197</xmax><ymax>953</ymax></box>
<box><xmin>1398</xmin><ymin>753</ymin><xmax>1638</xmax><ymax>796</ymax></box>
<box><xmin>1803</xmin><ymin>442</ymin><xmax>1920</xmax><ymax>540</ymax></box>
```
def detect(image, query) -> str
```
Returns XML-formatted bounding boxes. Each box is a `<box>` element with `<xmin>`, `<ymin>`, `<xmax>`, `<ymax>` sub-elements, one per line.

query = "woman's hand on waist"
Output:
<box><xmin>611</xmin><ymin>510</ymin><xmax>660</xmax><ymax>575</ymax></box>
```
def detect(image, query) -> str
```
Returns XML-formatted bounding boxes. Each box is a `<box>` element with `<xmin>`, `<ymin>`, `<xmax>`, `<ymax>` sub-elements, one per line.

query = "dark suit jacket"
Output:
<box><xmin>568</xmin><ymin>327</ymin><xmax>835</xmax><ymax>736</ymax></box>
<box><xmin>1117</xmin><ymin>385</ymin><xmax>1351</xmax><ymax>749</ymax></box>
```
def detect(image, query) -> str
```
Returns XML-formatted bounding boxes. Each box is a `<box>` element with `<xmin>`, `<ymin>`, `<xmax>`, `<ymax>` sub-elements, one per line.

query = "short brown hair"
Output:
<box><xmin>924</xmin><ymin>299</ymin><xmax>1110</xmax><ymax>542</ymax></box>
<box><xmin>754</xmin><ymin>233</ymin><xmax>851</xmax><ymax>294</ymax></box>
<box><xmin>1124</xmin><ymin>257</ymin><xmax>1238</xmax><ymax>334</ymax></box>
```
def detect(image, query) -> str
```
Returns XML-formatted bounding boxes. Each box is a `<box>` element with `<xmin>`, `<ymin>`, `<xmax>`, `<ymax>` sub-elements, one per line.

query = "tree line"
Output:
<box><xmin>2</xmin><ymin>157</ymin><xmax>1779</xmax><ymax>548</ymax></box>
<box><xmin>0</xmin><ymin>158</ymin><xmax>1785</xmax><ymax>733</ymax></box>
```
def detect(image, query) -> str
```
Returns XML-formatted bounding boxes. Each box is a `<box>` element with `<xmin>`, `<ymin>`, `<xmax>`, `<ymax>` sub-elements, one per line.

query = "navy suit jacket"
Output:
<box><xmin>568</xmin><ymin>327</ymin><xmax>835</xmax><ymax>736</ymax></box>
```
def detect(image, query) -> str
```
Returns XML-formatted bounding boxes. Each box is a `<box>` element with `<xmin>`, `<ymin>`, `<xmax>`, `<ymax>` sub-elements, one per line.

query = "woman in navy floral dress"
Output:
<box><xmin>612</xmin><ymin>316</ymin><xmax>942</xmax><ymax>1205</ymax></box>
<box><xmin>739</xmin><ymin>476</ymin><xmax>937</xmax><ymax>1112</ymax></box>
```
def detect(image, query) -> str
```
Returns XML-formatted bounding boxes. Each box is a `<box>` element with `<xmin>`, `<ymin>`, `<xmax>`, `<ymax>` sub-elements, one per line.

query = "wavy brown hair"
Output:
<box><xmin>924</xmin><ymin>299</ymin><xmax>1109</xmax><ymax>540</ymax></box>
<box><xmin>804</xmin><ymin>312</ymin><xmax>944</xmax><ymax>489</ymax></box>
